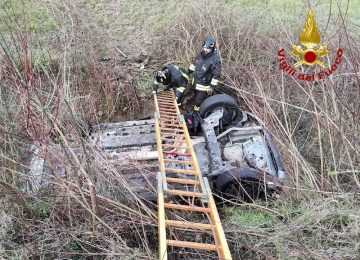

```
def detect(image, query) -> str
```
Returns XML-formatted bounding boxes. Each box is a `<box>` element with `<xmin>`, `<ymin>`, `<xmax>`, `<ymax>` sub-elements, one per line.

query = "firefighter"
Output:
<box><xmin>188</xmin><ymin>36</ymin><xmax>221</xmax><ymax>112</ymax></box>
<box><xmin>151</xmin><ymin>64</ymin><xmax>189</xmax><ymax>106</ymax></box>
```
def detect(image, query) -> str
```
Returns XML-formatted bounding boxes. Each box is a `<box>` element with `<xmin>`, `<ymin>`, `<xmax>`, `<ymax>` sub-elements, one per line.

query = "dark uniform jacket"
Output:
<box><xmin>155</xmin><ymin>65</ymin><xmax>188</xmax><ymax>87</ymax></box>
<box><xmin>189</xmin><ymin>51</ymin><xmax>221</xmax><ymax>89</ymax></box>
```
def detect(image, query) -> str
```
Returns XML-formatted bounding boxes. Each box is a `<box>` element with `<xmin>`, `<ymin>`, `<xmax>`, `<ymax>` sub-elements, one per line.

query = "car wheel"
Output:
<box><xmin>215</xmin><ymin>167</ymin><xmax>273</xmax><ymax>202</ymax></box>
<box><xmin>199</xmin><ymin>94</ymin><xmax>239</xmax><ymax>134</ymax></box>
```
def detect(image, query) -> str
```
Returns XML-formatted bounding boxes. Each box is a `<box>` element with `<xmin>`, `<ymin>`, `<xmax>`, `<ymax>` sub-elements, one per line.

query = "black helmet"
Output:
<box><xmin>202</xmin><ymin>36</ymin><xmax>216</xmax><ymax>50</ymax></box>
<box><xmin>156</xmin><ymin>66</ymin><xmax>170</xmax><ymax>84</ymax></box>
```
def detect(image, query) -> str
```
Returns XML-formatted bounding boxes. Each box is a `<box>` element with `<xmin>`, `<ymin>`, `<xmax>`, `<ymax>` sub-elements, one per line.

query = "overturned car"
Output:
<box><xmin>28</xmin><ymin>94</ymin><xmax>285</xmax><ymax>203</ymax></box>
<box><xmin>88</xmin><ymin>93</ymin><xmax>286</xmax><ymax>202</ymax></box>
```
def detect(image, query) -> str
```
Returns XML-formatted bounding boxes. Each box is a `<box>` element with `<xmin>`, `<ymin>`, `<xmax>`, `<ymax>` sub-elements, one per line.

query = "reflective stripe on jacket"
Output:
<box><xmin>195</xmin><ymin>84</ymin><xmax>211</xmax><ymax>91</ymax></box>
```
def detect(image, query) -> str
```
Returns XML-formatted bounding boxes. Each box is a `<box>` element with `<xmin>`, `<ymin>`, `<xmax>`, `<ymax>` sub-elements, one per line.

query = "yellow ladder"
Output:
<box><xmin>154</xmin><ymin>91</ymin><xmax>232</xmax><ymax>260</ymax></box>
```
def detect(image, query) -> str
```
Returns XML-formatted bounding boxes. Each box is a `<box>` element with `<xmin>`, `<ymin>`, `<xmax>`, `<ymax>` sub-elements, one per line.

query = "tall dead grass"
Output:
<box><xmin>165</xmin><ymin>0</ymin><xmax>360</xmax><ymax>195</ymax></box>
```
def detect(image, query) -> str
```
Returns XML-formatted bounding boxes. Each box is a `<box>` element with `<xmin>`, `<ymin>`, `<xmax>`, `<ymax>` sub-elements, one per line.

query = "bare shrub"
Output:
<box><xmin>157</xmin><ymin>0</ymin><xmax>360</xmax><ymax>194</ymax></box>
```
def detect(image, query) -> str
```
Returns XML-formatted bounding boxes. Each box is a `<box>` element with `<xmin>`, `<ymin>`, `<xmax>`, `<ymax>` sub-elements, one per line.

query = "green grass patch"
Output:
<box><xmin>132</xmin><ymin>70</ymin><xmax>154</xmax><ymax>98</ymax></box>
<box><xmin>0</xmin><ymin>0</ymin><xmax>56</xmax><ymax>33</ymax></box>
<box><xmin>224</xmin><ymin>206</ymin><xmax>274</xmax><ymax>227</ymax></box>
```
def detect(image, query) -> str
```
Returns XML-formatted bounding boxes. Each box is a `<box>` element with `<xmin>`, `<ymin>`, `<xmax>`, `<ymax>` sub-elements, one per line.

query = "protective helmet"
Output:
<box><xmin>202</xmin><ymin>36</ymin><xmax>216</xmax><ymax>51</ymax></box>
<box><xmin>156</xmin><ymin>66</ymin><xmax>170</xmax><ymax>84</ymax></box>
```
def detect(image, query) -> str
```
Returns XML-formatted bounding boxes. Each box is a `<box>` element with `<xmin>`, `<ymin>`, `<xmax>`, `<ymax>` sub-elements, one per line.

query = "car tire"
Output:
<box><xmin>199</xmin><ymin>94</ymin><xmax>239</xmax><ymax>133</ymax></box>
<box><xmin>215</xmin><ymin>167</ymin><xmax>273</xmax><ymax>202</ymax></box>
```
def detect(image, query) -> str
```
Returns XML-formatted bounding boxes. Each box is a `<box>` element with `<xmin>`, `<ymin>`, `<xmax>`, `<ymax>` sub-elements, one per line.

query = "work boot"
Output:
<box><xmin>184</xmin><ymin>110</ymin><xmax>203</xmax><ymax>135</ymax></box>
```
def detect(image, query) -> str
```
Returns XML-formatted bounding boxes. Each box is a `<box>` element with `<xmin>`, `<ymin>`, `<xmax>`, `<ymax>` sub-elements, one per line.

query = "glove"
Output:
<box><xmin>175</xmin><ymin>96</ymin><xmax>181</xmax><ymax>106</ymax></box>
<box><xmin>207</xmin><ymin>87</ymin><xmax>214</xmax><ymax>95</ymax></box>
<box><xmin>208</xmin><ymin>82</ymin><xmax>218</xmax><ymax>94</ymax></box>
<box><xmin>152</xmin><ymin>83</ymin><xmax>159</xmax><ymax>94</ymax></box>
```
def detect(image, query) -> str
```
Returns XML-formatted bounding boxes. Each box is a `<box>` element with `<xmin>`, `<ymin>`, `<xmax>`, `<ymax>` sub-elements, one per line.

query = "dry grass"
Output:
<box><xmin>1</xmin><ymin>0</ymin><xmax>359</xmax><ymax>259</ymax></box>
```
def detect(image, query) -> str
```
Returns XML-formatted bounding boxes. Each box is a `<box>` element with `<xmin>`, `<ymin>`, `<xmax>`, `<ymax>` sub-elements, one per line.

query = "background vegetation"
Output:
<box><xmin>0</xmin><ymin>0</ymin><xmax>359</xmax><ymax>259</ymax></box>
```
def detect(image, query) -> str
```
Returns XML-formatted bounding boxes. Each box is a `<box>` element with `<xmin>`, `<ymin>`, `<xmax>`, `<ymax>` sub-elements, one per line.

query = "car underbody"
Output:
<box><xmin>28</xmin><ymin>94</ymin><xmax>285</xmax><ymax>203</ymax></box>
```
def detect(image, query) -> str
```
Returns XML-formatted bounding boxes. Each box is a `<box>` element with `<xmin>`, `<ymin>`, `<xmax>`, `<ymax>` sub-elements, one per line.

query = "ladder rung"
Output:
<box><xmin>159</xmin><ymin>108</ymin><xmax>176</xmax><ymax>111</ymax></box>
<box><xmin>160</xmin><ymin>117</ymin><xmax>179</xmax><ymax>121</ymax></box>
<box><xmin>164</xmin><ymin>203</ymin><xmax>211</xmax><ymax>213</ymax></box>
<box><xmin>162</xmin><ymin>144</ymin><xmax>189</xmax><ymax>149</ymax></box>
<box><xmin>158</xmin><ymin>107</ymin><xmax>175</xmax><ymax>110</ymax></box>
<box><xmin>160</xmin><ymin>123</ymin><xmax>181</xmax><ymax>127</ymax></box>
<box><xmin>161</xmin><ymin>138</ymin><xmax>187</xmax><ymax>143</ymax></box>
<box><xmin>167</xmin><ymin>240</ymin><xmax>219</xmax><ymax>251</ymax></box>
<box><xmin>160</xmin><ymin>115</ymin><xmax>179</xmax><ymax>118</ymax></box>
<box><xmin>157</xmin><ymin>93</ymin><xmax>174</xmax><ymax>97</ymax></box>
<box><xmin>160</xmin><ymin>123</ymin><xmax>180</xmax><ymax>126</ymax></box>
<box><xmin>157</xmin><ymin>93</ymin><xmax>175</xmax><ymax>98</ymax></box>
<box><xmin>157</xmin><ymin>92</ymin><xmax>173</xmax><ymax>95</ymax></box>
<box><xmin>160</xmin><ymin>128</ymin><xmax>184</xmax><ymax>132</ymax></box>
<box><xmin>160</xmin><ymin>117</ymin><xmax>178</xmax><ymax>120</ymax></box>
<box><xmin>166</xmin><ymin>189</ymin><xmax>203</xmax><ymax>197</ymax></box>
<box><xmin>160</xmin><ymin>115</ymin><xmax>178</xmax><ymax>119</ymax></box>
<box><xmin>160</xmin><ymin>123</ymin><xmax>182</xmax><ymax>128</ymax></box>
<box><xmin>163</xmin><ymin>151</ymin><xmax>192</xmax><ymax>156</ymax></box>
<box><xmin>164</xmin><ymin>158</ymin><xmax>192</xmax><ymax>163</ymax></box>
<box><xmin>161</xmin><ymin>133</ymin><xmax>185</xmax><ymax>137</ymax></box>
<box><xmin>158</xmin><ymin>95</ymin><xmax>174</xmax><ymax>98</ymax></box>
<box><xmin>157</xmin><ymin>97</ymin><xmax>174</xmax><ymax>100</ymax></box>
<box><xmin>158</xmin><ymin>97</ymin><xmax>174</xmax><ymax>100</ymax></box>
<box><xmin>165</xmin><ymin>220</ymin><xmax>213</xmax><ymax>230</ymax></box>
<box><xmin>159</xmin><ymin>111</ymin><xmax>177</xmax><ymax>115</ymax></box>
<box><xmin>160</xmin><ymin>128</ymin><xmax>183</xmax><ymax>132</ymax></box>
<box><xmin>158</xmin><ymin>101</ymin><xmax>174</xmax><ymax>103</ymax></box>
<box><xmin>158</xmin><ymin>103</ymin><xmax>175</xmax><ymax>107</ymax></box>
<box><xmin>159</xmin><ymin>112</ymin><xmax>177</xmax><ymax>116</ymax></box>
<box><xmin>159</xmin><ymin>107</ymin><xmax>177</xmax><ymax>111</ymax></box>
<box><xmin>158</xmin><ymin>101</ymin><xmax>175</xmax><ymax>104</ymax></box>
<box><xmin>157</xmin><ymin>97</ymin><xmax>175</xmax><ymax>100</ymax></box>
<box><xmin>160</xmin><ymin>114</ymin><xmax>179</xmax><ymax>118</ymax></box>
<box><xmin>158</xmin><ymin>104</ymin><xmax>176</xmax><ymax>107</ymax></box>
<box><xmin>165</xmin><ymin>168</ymin><xmax>196</xmax><ymax>174</ymax></box>
<box><xmin>166</xmin><ymin>177</ymin><xmax>199</xmax><ymax>185</ymax></box>
<box><xmin>157</xmin><ymin>94</ymin><xmax>174</xmax><ymax>98</ymax></box>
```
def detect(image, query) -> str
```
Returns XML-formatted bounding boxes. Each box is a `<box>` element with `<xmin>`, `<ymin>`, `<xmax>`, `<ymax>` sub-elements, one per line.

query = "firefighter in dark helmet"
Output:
<box><xmin>188</xmin><ymin>36</ymin><xmax>221</xmax><ymax>112</ymax></box>
<box><xmin>151</xmin><ymin>64</ymin><xmax>189</xmax><ymax>106</ymax></box>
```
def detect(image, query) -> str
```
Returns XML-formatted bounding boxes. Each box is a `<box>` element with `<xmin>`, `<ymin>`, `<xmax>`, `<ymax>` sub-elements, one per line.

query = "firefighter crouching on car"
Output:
<box><xmin>188</xmin><ymin>36</ymin><xmax>221</xmax><ymax>112</ymax></box>
<box><xmin>151</xmin><ymin>64</ymin><xmax>189</xmax><ymax>106</ymax></box>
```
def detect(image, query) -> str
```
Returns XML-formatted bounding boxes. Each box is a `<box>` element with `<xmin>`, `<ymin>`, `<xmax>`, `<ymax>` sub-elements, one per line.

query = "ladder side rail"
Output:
<box><xmin>154</xmin><ymin>95</ymin><xmax>168</xmax><ymax>260</ymax></box>
<box><xmin>204</xmin><ymin>177</ymin><xmax>232</xmax><ymax>260</ymax></box>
